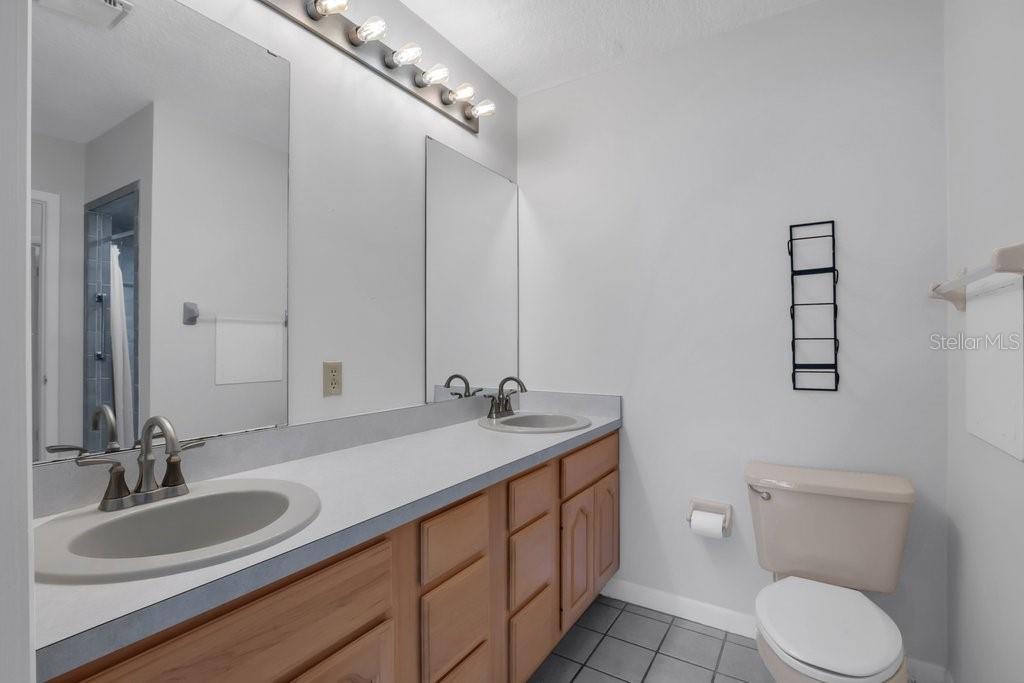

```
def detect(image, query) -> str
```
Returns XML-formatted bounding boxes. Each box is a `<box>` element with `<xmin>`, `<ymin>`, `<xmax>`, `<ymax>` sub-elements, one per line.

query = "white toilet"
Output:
<box><xmin>745</xmin><ymin>462</ymin><xmax>915</xmax><ymax>683</ymax></box>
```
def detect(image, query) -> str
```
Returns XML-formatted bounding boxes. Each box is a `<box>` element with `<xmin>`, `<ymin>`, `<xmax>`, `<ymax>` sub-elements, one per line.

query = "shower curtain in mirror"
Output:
<box><xmin>109</xmin><ymin>244</ymin><xmax>135</xmax><ymax>443</ymax></box>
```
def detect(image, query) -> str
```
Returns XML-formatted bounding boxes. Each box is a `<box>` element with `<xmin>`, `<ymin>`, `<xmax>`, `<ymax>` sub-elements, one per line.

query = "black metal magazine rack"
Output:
<box><xmin>789</xmin><ymin>221</ymin><xmax>839</xmax><ymax>391</ymax></box>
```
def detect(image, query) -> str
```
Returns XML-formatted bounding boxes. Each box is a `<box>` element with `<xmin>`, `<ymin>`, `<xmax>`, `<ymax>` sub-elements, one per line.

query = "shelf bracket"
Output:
<box><xmin>930</xmin><ymin>242</ymin><xmax>1024</xmax><ymax>311</ymax></box>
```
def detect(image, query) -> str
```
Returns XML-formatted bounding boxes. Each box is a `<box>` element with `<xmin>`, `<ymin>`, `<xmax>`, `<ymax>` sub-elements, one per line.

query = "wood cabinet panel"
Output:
<box><xmin>508</xmin><ymin>513</ymin><xmax>556</xmax><ymax>613</ymax></box>
<box><xmin>560</xmin><ymin>487</ymin><xmax>595</xmax><ymax>631</ymax></box>
<box><xmin>508</xmin><ymin>464</ymin><xmax>557</xmax><ymax>533</ymax></box>
<box><xmin>293</xmin><ymin>620</ymin><xmax>394</xmax><ymax>683</ymax></box>
<box><xmin>85</xmin><ymin>541</ymin><xmax>393</xmax><ymax>683</ymax></box>
<box><xmin>439</xmin><ymin>642</ymin><xmax>490</xmax><ymax>683</ymax></box>
<box><xmin>561</xmin><ymin>433</ymin><xmax>619</xmax><ymax>500</ymax></box>
<box><xmin>420</xmin><ymin>557</ymin><xmax>490</xmax><ymax>683</ymax></box>
<box><xmin>420</xmin><ymin>494</ymin><xmax>489</xmax><ymax>587</ymax></box>
<box><xmin>594</xmin><ymin>470</ymin><xmax>620</xmax><ymax>591</ymax></box>
<box><xmin>508</xmin><ymin>585</ymin><xmax>557</xmax><ymax>683</ymax></box>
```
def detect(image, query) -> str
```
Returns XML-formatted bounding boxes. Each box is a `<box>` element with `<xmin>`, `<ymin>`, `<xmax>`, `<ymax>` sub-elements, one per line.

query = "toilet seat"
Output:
<box><xmin>755</xmin><ymin>577</ymin><xmax>904</xmax><ymax>683</ymax></box>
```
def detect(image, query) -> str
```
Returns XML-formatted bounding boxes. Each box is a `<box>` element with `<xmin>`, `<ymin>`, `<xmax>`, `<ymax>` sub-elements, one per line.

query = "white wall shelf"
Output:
<box><xmin>930</xmin><ymin>242</ymin><xmax>1024</xmax><ymax>311</ymax></box>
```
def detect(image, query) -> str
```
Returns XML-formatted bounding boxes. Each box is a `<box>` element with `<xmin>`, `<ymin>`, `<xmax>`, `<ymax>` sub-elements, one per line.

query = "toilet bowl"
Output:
<box><xmin>754</xmin><ymin>577</ymin><xmax>907</xmax><ymax>683</ymax></box>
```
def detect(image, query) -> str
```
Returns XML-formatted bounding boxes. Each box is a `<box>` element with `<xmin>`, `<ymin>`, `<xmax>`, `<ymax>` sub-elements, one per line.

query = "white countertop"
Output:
<box><xmin>35</xmin><ymin>412</ymin><xmax>619</xmax><ymax>650</ymax></box>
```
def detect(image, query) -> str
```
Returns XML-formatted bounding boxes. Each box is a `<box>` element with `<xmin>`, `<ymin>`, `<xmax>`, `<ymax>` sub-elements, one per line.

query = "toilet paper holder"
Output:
<box><xmin>687</xmin><ymin>499</ymin><xmax>734</xmax><ymax>538</ymax></box>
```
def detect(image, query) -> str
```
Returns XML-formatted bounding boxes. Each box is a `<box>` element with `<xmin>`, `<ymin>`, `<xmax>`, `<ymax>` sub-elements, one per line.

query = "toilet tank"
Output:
<box><xmin>745</xmin><ymin>462</ymin><xmax>915</xmax><ymax>593</ymax></box>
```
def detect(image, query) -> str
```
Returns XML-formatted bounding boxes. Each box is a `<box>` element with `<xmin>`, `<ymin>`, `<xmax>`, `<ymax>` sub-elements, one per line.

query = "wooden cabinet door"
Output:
<box><xmin>508</xmin><ymin>585</ymin><xmax>557</xmax><ymax>683</ymax></box>
<box><xmin>420</xmin><ymin>495</ymin><xmax>489</xmax><ymax>587</ymax></box>
<box><xmin>439</xmin><ymin>642</ymin><xmax>489</xmax><ymax>683</ymax></box>
<box><xmin>294</xmin><ymin>620</ymin><xmax>394</xmax><ymax>683</ymax></box>
<box><xmin>508</xmin><ymin>512</ymin><xmax>556</xmax><ymax>613</ymax></box>
<box><xmin>85</xmin><ymin>541</ymin><xmax>393</xmax><ymax>682</ymax></box>
<box><xmin>594</xmin><ymin>470</ymin><xmax>619</xmax><ymax>591</ymax></box>
<box><xmin>560</xmin><ymin>487</ymin><xmax>595</xmax><ymax>631</ymax></box>
<box><xmin>420</xmin><ymin>557</ymin><xmax>490</xmax><ymax>683</ymax></box>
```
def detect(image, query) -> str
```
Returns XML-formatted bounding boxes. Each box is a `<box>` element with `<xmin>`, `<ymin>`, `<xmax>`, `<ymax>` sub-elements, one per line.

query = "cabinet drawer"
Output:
<box><xmin>508</xmin><ymin>464</ymin><xmax>557</xmax><ymax>532</ymax></box>
<box><xmin>509</xmin><ymin>585</ymin><xmax>558</xmax><ymax>683</ymax></box>
<box><xmin>420</xmin><ymin>494</ymin><xmax>489</xmax><ymax>586</ymax></box>
<box><xmin>561</xmin><ymin>432</ymin><xmax>619</xmax><ymax>499</ymax></box>
<box><xmin>509</xmin><ymin>512</ymin><xmax>556</xmax><ymax>613</ymax></box>
<box><xmin>420</xmin><ymin>557</ymin><xmax>490</xmax><ymax>683</ymax></box>
<box><xmin>440</xmin><ymin>641</ymin><xmax>489</xmax><ymax>683</ymax></box>
<box><xmin>87</xmin><ymin>541</ymin><xmax>393</xmax><ymax>682</ymax></box>
<box><xmin>294</xmin><ymin>620</ymin><xmax>394</xmax><ymax>682</ymax></box>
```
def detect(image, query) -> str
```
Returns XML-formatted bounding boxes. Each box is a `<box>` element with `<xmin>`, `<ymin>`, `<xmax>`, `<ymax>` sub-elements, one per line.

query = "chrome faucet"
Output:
<box><xmin>91</xmin><ymin>404</ymin><xmax>121</xmax><ymax>452</ymax></box>
<box><xmin>138</xmin><ymin>416</ymin><xmax>180</xmax><ymax>494</ymax></box>
<box><xmin>486</xmin><ymin>376</ymin><xmax>528</xmax><ymax>419</ymax></box>
<box><xmin>48</xmin><ymin>415</ymin><xmax>204</xmax><ymax>511</ymax></box>
<box><xmin>443</xmin><ymin>373</ymin><xmax>482</xmax><ymax>399</ymax></box>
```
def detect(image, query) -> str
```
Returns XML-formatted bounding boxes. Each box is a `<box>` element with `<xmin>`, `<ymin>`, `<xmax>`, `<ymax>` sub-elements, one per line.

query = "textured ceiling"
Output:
<box><xmin>33</xmin><ymin>0</ymin><xmax>288</xmax><ymax>148</ymax></box>
<box><xmin>400</xmin><ymin>0</ymin><xmax>824</xmax><ymax>96</ymax></box>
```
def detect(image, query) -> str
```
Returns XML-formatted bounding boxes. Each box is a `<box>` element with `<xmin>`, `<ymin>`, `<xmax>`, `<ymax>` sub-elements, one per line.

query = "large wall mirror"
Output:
<box><xmin>31</xmin><ymin>0</ymin><xmax>289</xmax><ymax>461</ymax></box>
<box><xmin>425</xmin><ymin>138</ymin><xmax>518</xmax><ymax>401</ymax></box>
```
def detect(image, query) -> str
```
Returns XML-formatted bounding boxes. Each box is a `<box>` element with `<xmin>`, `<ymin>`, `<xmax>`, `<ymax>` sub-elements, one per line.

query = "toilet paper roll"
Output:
<box><xmin>690</xmin><ymin>510</ymin><xmax>726</xmax><ymax>539</ymax></box>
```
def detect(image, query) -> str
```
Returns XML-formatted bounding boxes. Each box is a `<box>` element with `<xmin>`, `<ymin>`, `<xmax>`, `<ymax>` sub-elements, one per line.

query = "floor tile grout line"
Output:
<box><xmin>556</xmin><ymin>601</ymin><xmax>733</xmax><ymax>683</ymax></box>
<box><xmin>578</xmin><ymin>606</ymin><xmax>624</xmax><ymax>671</ymax></box>
<box><xmin>638</xmin><ymin>613</ymin><xmax>675</xmax><ymax>682</ymax></box>
<box><xmin>593</xmin><ymin>633</ymin><xmax>717</xmax><ymax>675</ymax></box>
<box><xmin>711</xmin><ymin>635</ymin><xmax>726</xmax><ymax>677</ymax></box>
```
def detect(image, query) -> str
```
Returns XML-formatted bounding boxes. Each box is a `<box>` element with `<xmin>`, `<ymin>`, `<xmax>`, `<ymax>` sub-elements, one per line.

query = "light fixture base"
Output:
<box><xmin>257</xmin><ymin>0</ymin><xmax>480</xmax><ymax>134</ymax></box>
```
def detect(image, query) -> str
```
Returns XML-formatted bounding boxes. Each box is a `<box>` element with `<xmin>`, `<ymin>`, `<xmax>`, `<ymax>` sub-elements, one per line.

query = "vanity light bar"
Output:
<box><xmin>261</xmin><ymin>0</ymin><xmax>493</xmax><ymax>134</ymax></box>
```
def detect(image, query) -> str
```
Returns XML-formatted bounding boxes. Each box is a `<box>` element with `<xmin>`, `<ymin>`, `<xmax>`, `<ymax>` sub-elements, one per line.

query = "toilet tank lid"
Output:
<box><xmin>745</xmin><ymin>462</ymin><xmax>914</xmax><ymax>504</ymax></box>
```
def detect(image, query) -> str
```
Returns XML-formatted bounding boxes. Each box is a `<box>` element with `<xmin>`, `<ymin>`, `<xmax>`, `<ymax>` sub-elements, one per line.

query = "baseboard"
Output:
<box><xmin>601</xmin><ymin>577</ymin><xmax>758</xmax><ymax>638</ymax></box>
<box><xmin>602</xmin><ymin>577</ymin><xmax>949</xmax><ymax>683</ymax></box>
<box><xmin>907</xmin><ymin>657</ymin><xmax>949</xmax><ymax>683</ymax></box>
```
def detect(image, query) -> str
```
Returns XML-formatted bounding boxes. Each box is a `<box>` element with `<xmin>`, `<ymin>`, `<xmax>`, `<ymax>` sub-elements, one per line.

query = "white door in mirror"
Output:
<box><xmin>34</xmin><ymin>479</ymin><xmax>320</xmax><ymax>584</ymax></box>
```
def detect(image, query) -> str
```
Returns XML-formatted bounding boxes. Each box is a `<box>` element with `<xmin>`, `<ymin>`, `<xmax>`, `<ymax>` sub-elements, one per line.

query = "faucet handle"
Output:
<box><xmin>161</xmin><ymin>440</ymin><xmax>204</xmax><ymax>489</ymax></box>
<box><xmin>69</xmin><ymin>451</ymin><xmax>132</xmax><ymax>507</ymax></box>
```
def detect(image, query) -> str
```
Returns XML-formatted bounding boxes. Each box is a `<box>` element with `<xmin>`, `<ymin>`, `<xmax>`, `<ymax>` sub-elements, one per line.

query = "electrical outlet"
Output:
<box><xmin>323</xmin><ymin>361</ymin><xmax>342</xmax><ymax>397</ymax></box>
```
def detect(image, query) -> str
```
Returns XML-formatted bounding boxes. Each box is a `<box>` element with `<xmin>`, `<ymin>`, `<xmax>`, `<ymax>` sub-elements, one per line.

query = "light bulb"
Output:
<box><xmin>386</xmin><ymin>42</ymin><xmax>422</xmax><ymax>68</ymax></box>
<box><xmin>306</xmin><ymin>0</ymin><xmax>349</xmax><ymax>19</ymax></box>
<box><xmin>415</xmin><ymin>63</ymin><xmax>450</xmax><ymax>87</ymax></box>
<box><xmin>349</xmin><ymin>16</ymin><xmax>387</xmax><ymax>45</ymax></box>
<box><xmin>442</xmin><ymin>82</ymin><xmax>475</xmax><ymax>105</ymax></box>
<box><xmin>466</xmin><ymin>99</ymin><xmax>496</xmax><ymax>120</ymax></box>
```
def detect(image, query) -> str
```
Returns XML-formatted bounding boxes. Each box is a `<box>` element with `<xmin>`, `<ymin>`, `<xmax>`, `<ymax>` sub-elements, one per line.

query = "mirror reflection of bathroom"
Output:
<box><xmin>29</xmin><ymin>0</ymin><xmax>290</xmax><ymax>462</ymax></box>
<box><xmin>83</xmin><ymin>186</ymin><xmax>139</xmax><ymax>453</ymax></box>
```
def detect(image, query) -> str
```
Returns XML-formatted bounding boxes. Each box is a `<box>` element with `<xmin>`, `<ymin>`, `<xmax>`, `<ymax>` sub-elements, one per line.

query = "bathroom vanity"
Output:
<box><xmin>41</xmin><ymin>426</ymin><xmax>620</xmax><ymax>682</ymax></box>
<box><xmin>32</xmin><ymin>393</ymin><xmax>618</xmax><ymax>679</ymax></box>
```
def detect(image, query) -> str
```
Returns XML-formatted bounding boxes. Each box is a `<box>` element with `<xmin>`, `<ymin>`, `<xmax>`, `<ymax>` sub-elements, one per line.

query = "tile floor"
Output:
<box><xmin>529</xmin><ymin>596</ymin><xmax>774</xmax><ymax>683</ymax></box>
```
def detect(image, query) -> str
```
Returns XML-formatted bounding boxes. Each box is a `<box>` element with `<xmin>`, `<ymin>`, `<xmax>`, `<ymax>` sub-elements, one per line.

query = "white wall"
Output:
<box><xmin>148</xmin><ymin>101</ymin><xmax>288</xmax><ymax>438</ymax></box>
<box><xmin>174</xmin><ymin>0</ymin><xmax>518</xmax><ymax>425</ymax></box>
<box><xmin>944</xmin><ymin>1</ymin><xmax>1024</xmax><ymax>680</ymax></box>
<box><xmin>31</xmin><ymin>133</ymin><xmax>85</xmax><ymax>444</ymax></box>
<box><xmin>518</xmin><ymin>0</ymin><xmax>949</xmax><ymax>667</ymax></box>
<box><xmin>426</xmin><ymin>138</ymin><xmax>518</xmax><ymax>399</ymax></box>
<box><xmin>0</xmin><ymin>0</ymin><xmax>35</xmax><ymax>677</ymax></box>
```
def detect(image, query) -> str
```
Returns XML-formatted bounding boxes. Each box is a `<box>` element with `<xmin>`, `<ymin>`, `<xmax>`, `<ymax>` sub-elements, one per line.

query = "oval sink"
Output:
<box><xmin>35</xmin><ymin>479</ymin><xmax>320</xmax><ymax>584</ymax></box>
<box><xmin>478</xmin><ymin>412</ymin><xmax>592</xmax><ymax>434</ymax></box>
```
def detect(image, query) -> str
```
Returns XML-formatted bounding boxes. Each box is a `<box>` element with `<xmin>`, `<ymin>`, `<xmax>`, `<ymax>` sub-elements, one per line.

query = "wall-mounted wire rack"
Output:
<box><xmin>789</xmin><ymin>220</ymin><xmax>839</xmax><ymax>391</ymax></box>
